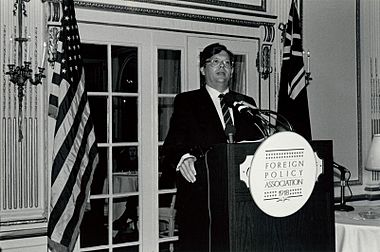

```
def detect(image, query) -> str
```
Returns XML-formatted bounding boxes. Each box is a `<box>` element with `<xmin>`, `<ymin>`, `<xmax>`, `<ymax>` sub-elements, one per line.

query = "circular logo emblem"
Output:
<box><xmin>249</xmin><ymin>132</ymin><xmax>317</xmax><ymax>217</ymax></box>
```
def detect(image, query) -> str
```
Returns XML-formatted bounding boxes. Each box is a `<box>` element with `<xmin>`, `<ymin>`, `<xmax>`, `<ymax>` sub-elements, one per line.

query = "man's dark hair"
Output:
<box><xmin>199</xmin><ymin>43</ymin><xmax>234</xmax><ymax>67</ymax></box>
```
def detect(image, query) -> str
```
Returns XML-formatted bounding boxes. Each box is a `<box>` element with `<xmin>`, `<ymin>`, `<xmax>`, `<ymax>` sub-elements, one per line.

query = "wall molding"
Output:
<box><xmin>74</xmin><ymin>1</ymin><xmax>276</xmax><ymax>28</ymax></box>
<box><xmin>177</xmin><ymin>0</ymin><xmax>267</xmax><ymax>12</ymax></box>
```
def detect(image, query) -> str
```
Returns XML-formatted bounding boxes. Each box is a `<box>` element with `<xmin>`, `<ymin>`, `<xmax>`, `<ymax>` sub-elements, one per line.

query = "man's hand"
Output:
<box><xmin>178</xmin><ymin>156</ymin><xmax>197</xmax><ymax>183</ymax></box>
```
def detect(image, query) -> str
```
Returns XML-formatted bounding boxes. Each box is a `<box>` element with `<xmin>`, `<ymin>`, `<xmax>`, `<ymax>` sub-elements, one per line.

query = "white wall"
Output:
<box><xmin>303</xmin><ymin>0</ymin><xmax>361</xmax><ymax>186</ymax></box>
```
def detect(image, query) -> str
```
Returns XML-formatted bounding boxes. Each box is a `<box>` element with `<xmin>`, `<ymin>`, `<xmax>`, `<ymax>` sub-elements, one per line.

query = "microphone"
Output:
<box><xmin>225</xmin><ymin>124</ymin><xmax>236</xmax><ymax>143</ymax></box>
<box><xmin>223</xmin><ymin>93</ymin><xmax>270</xmax><ymax>137</ymax></box>
<box><xmin>333</xmin><ymin>161</ymin><xmax>354</xmax><ymax>212</ymax></box>
<box><xmin>223</xmin><ymin>93</ymin><xmax>293</xmax><ymax>133</ymax></box>
<box><xmin>223</xmin><ymin>93</ymin><xmax>255</xmax><ymax>117</ymax></box>
<box><xmin>333</xmin><ymin>162</ymin><xmax>350</xmax><ymax>173</ymax></box>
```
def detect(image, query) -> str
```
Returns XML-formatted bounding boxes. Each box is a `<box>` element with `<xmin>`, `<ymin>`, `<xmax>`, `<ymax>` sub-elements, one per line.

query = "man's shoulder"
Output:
<box><xmin>175</xmin><ymin>88</ymin><xmax>205</xmax><ymax>99</ymax></box>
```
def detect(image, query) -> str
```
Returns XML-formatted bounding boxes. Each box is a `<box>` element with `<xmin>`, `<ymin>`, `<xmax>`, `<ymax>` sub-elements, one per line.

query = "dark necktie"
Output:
<box><xmin>219</xmin><ymin>94</ymin><xmax>233</xmax><ymax>127</ymax></box>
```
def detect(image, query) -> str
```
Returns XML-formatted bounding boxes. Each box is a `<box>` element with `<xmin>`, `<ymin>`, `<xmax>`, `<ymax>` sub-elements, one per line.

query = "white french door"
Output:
<box><xmin>78</xmin><ymin>23</ymin><xmax>159</xmax><ymax>252</ymax></box>
<box><xmin>76</xmin><ymin>22</ymin><xmax>259</xmax><ymax>252</ymax></box>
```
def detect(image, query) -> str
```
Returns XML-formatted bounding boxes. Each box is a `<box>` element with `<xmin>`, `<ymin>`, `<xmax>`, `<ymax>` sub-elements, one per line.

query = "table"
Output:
<box><xmin>113</xmin><ymin>172</ymin><xmax>138</xmax><ymax>194</ymax></box>
<box><xmin>101</xmin><ymin>172</ymin><xmax>138</xmax><ymax>218</ymax></box>
<box><xmin>335</xmin><ymin>204</ymin><xmax>380</xmax><ymax>252</ymax></box>
<box><xmin>111</xmin><ymin>172</ymin><xmax>138</xmax><ymax>220</ymax></box>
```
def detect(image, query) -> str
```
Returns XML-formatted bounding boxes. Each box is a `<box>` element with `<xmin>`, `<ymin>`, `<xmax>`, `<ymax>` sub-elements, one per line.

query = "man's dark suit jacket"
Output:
<box><xmin>162</xmin><ymin>86</ymin><xmax>264</xmax><ymax>252</ymax></box>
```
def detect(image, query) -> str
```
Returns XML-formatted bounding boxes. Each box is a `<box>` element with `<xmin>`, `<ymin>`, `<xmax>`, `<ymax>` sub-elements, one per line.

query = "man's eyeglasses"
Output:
<box><xmin>205</xmin><ymin>58</ymin><xmax>233</xmax><ymax>69</ymax></box>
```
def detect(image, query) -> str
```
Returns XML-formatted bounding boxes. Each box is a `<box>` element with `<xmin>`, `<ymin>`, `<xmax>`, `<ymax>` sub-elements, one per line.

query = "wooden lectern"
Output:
<box><xmin>205</xmin><ymin>140</ymin><xmax>335</xmax><ymax>252</ymax></box>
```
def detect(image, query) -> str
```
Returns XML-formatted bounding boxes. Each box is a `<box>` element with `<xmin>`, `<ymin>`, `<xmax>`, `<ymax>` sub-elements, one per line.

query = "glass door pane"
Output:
<box><xmin>80</xmin><ymin>43</ymin><xmax>109</xmax><ymax>248</ymax></box>
<box><xmin>111</xmin><ymin>45</ymin><xmax>139</xmax><ymax>246</ymax></box>
<box><xmin>230</xmin><ymin>55</ymin><xmax>247</xmax><ymax>94</ymax></box>
<box><xmin>157</xmin><ymin>49</ymin><xmax>181</xmax><ymax>251</ymax></box>
<box><xmin>158</xmin><ymin>49</ymin><xmax>181</xmax><ymax>185</ymax></box>
<box><xmin>83</xmin><ymin>44</ymin><xmax>108</xmax><ymax>92</ymax></box>
<box><xmin>112</xmin><ymin>96</ymin><xmax>138</xmax><ymax>143</ymax></box>
<box><xmin>80</xmin><ymin>43</ymin><xmax>140</xmax><ymax>251</ymax></box>
<box><xmin>112</xmin><ymin>46</ymin><xmax>138</xmax><ymax>93</ymax></box>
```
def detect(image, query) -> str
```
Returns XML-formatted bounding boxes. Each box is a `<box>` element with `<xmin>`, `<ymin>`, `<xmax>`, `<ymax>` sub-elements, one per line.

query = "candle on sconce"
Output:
<box><xmin>40</xmin><ymin>42</ymin><xmax>47</xmax><ymax>68</ymax></box>
<box><xmin>9</xmin><ymin>37</ymin><xmax>13</xmax><ymax>64</ymax></box>
<box><xmin>302</xmin><ymin>51</ymin><xmax>305</xmax><ymax>66</ymax></box>
<box><xmin>307</xmin><ymin>50</ymin><xmax>311</xmax><ymax>73</ymax></box>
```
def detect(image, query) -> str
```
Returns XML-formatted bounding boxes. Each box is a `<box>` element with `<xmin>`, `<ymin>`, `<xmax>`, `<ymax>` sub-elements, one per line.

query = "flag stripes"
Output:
<box><xmin>47</xmin><ymin>0</ymin><xmax>98</xmax><ymax>251</ymax></box>
<box><xmin>282</xmin><ymin>0</ymin><xmax>306</xmax><ymax>100</ymax></box>
<box><xmin>49</xmin><ymin>42</ymin><xmax>64</xmax><ymax>119</ymax></box>
<box><xmin>277</xmin><ymin>0</ymin><xmax>312</xmax><ymax>141</ymax></box>
<box><xmin>51</xmin><ymin>78</ymin><xmax>88</xmax><ymax>184</ymax></box>
<box><xmin>289</xmin><ymin>69</ymin><xmax>305</xmax><ymax>96</ymax></box>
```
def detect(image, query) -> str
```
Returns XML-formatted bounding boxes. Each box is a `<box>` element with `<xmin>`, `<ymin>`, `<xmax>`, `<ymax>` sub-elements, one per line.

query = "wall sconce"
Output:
<box><xmin>304</xmin><ymin>50</ymin><xmax>312</xmax><ymax>85</ymax></box>
<box><xmin>279</xmin><ymin>22</ymin><xmax>313</xmax><ymax>85</ymax></box>
<box><xmin>5</xmin><ymin>0</ymin><xmax>46</xmax><ymax>141</ymax></box>
<box><xmin>258</xmin><ymin>25</ymin><xmax>275</xmax><ymax>80</ymax></box>
<box><xmin>365</xmin><ymin>134</ymin><xmax>380</xmax><ymax>190</ymax></box>
<box><xmin>278</xmin><ymin>22</ymin><xmax>286</xmax><ymax>44</ymax></box>
<box><xmin>259</xmin><ymin>44</ymin><xmax>272</xmax><ymax>80</ymax></box>
<box><xmin>46</xmin><ymin>0</ymin><xmax>62</xmax><ymax>67</ymax></box>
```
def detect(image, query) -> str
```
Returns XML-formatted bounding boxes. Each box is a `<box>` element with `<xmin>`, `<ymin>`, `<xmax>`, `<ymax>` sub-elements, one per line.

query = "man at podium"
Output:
<box><xmin>162</xmin><ymin>43</ymin><xmax>265</xmax><ymax>252</ymax></box>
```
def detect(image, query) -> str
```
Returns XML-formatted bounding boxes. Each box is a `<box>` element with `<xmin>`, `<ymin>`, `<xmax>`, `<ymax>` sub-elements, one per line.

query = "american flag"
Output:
<box><xmin>282</xmin><ymin>0</ymin><xmax>305</xmax><ymax>99</ymax></box>
<box><xmin>277</xmin><ymin>0</ymin><xmax>311</xmax><ymax>140</ymax></box>
<box><xmin>47</xmin><ymin>0</ymin><xmax>99</xmax><ymax>251</ymax></box>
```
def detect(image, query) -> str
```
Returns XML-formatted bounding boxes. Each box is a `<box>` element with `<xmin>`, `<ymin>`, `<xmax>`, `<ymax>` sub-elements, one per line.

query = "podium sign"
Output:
<box><xmin>206</xmin><ymin>139</ymin><xmax>335</xmax><ymax>251</ymax></box>
<box><xmin>240</xmin><ymin>132</ymin><xmax>323</xmax><ymax>217</ymax></box>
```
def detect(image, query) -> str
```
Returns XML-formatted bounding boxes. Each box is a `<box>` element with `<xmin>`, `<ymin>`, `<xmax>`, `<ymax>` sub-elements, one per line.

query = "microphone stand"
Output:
<box><xmin>225</xmin><ymin>124</ymin><xmax>236</xmax><ymax>143</ymax></box>
<box><xmin>254</xmin><ymin>113</ymin><xmax>275</xmax><ymax>137</ymax></box>
<box><xmin>240</xmin><ymin>101</ymin><xmax>294</xmax><ymax>133</ymax></box>
<box><xmin>334</xmin><ymin>164</ymin><xmax>354</xmax><ymax>212</ymax></box>
<box><xmin>223</xmin><ymin>93</ymin><xmax>293</xmax><ymax>136</ymax></box>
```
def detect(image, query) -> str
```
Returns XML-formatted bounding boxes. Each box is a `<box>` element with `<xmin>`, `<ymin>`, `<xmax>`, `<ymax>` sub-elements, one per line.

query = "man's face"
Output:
<box><xmin>201</xmin><ymin>50</ymin><xmax>234</xmax><ymax>92</ymax></box>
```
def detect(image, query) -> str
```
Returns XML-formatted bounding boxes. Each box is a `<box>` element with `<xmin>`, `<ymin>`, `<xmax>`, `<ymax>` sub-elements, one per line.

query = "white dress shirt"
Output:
<box><xmin>205</xmin><ymin>85</ymin><xmax>235</xmax><ymax>129</ymax></box>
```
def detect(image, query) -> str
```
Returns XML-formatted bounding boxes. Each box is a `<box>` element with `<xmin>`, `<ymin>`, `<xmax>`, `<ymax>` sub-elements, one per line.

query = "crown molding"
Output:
<box><xmin>74</xmin><ymin>1</ymin><xmax>276</xmax><ymax>28</ymax></box>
